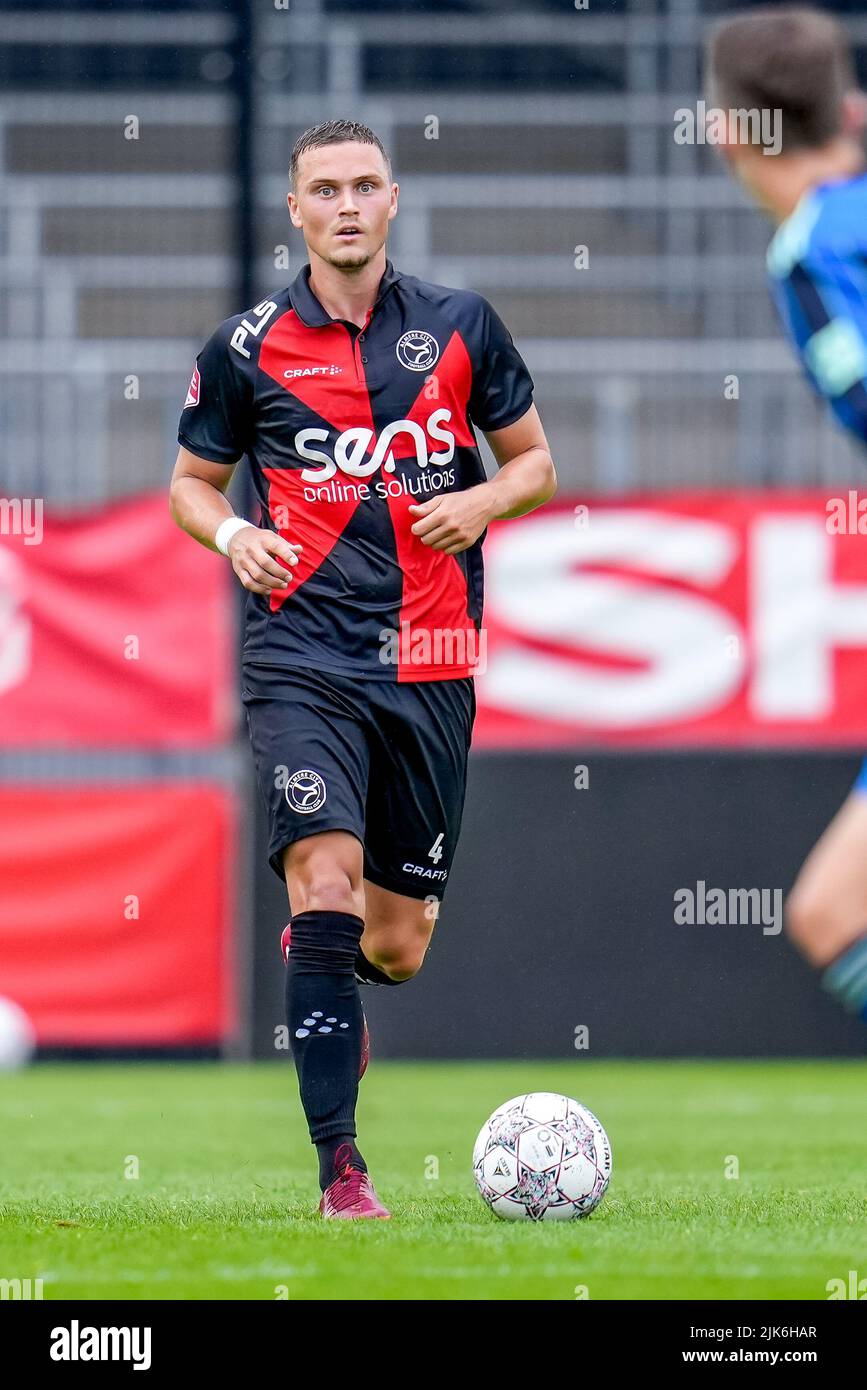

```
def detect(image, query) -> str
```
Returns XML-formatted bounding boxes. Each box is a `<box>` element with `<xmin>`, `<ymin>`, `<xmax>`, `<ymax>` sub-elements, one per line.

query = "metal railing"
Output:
<box><xmin>1</xmin><ymin>2</ymin><xmax>865</xmax><ymax>502</ymax></box>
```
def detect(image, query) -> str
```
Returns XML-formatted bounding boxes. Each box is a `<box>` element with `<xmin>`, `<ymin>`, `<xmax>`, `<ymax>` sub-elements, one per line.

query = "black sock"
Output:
<box><xmin>316</xmin><ymin>1135</ymin><xmax>368</xmax><ymax>1190</ymax></box>
<box><xmin>285</xmin><ymin>910</ymin><xmax>367</xmax><ymax>1170</ymax></box>
<box><xmin>354</xmin><ymin>946</ymin><xmax>406</xmax><ymax>986</ymax></box>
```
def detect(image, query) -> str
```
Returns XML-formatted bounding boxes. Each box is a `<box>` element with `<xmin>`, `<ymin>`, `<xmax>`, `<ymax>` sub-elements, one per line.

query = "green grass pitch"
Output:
<box><xmin>0</xmin><ymin>1059</ymin><xmax>864</xmax><ymax>1300</ymax></box>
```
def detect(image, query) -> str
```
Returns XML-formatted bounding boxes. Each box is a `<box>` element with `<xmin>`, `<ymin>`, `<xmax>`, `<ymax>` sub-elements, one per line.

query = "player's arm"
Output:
<box><xmin>169</xmin><ymin>446</ymin><xmax>302</xmax><ymax>594</ymax></box>
<box><xmin>172</xmin><ymin>319</ymin><xmax>302</xmax><ymax>593</ymax></box>
<box><xmin>773</xmin><ymin>249</ymin><xmax>867</xmax><ymax>444</ymax></box>
<box><xmin>481</xmin><ymin>403</ymin><xmax>557</xmax><ymax>518</ymax></box>
<box><xmin>409</xmin><ymin>405</ymin><xmax>555</xmax><ymax>555</ymax></box>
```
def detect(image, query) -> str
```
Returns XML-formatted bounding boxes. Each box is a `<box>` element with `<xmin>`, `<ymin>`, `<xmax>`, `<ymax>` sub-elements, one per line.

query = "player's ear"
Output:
<box><xmin>841</xmin><ymin>89</ymin><xmax>867</xmax><ymax>139</ymax></box>
<box><xmin>708</xmin><ymin>107</ymin><xmax>735</xmax><ymax>155</ymax></box>
<box><xmin>712</xmin><ymin>112</ymin><xmax>749</xmax><ymax>171</ymax></box>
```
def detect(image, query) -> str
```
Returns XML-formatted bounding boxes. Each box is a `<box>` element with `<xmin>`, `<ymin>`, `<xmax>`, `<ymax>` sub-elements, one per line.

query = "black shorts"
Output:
<box><xmin>241</xmin><ymin>664</ymin><xmax>476</xmax><ymax>901</ymax></box>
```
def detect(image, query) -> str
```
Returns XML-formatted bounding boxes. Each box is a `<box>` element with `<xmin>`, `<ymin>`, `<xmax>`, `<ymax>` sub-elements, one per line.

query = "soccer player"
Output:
<box><xmin>169</xmin><ymin>120</ymin><xmax>556</xmax><ymax>1217</ymax></box>
<box><xmin>708</xmin><ymin>8</ymin><xmax>867</xmax><ymax>1024</ymax></box>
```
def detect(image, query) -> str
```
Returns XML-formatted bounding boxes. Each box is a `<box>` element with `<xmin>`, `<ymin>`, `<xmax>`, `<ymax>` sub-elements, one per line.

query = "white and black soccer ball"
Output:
<box><xmin>473</xmin><ymin>1092</ymin><xmax>612</xmax><ymax>1221</ymax></box>
<box><xmin>0</xmin><ymin>997</ymin><xmax>36</xmax><ymax>1071</ymax></box>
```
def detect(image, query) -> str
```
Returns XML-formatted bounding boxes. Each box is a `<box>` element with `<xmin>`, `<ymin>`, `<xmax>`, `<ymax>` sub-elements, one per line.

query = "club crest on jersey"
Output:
<box><xmin>285</xmin><ymin>769</ymin><xmax>327</xmax><ymax>815</ymax></box>
<box><xmin>184</xmin><ymin>365</ymin><xmax>200</xmax><ymax>408</ymax></box>
<box><xmin>396</xmin><ymin>330</ymin><xmax>440</xmax><ymax>372</ymax></box>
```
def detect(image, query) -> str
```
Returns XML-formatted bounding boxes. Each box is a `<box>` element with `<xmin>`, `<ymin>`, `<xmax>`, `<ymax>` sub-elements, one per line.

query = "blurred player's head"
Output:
<box><xmin>706</xmin><ymin>7</ymin><xmax>864</xmax><ymax>218</ymax></box>
<box><xmin>288</xmin><ymin>119</ymin><xmax>397</xmax><ymax>272</ymax></box>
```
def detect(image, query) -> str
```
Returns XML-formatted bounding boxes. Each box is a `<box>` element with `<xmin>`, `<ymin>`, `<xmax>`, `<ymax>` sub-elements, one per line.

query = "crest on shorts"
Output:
<box><xmin>285</xmin><ymin>769</ymin><xmax>327</xmax><ymax>815</ymax></box>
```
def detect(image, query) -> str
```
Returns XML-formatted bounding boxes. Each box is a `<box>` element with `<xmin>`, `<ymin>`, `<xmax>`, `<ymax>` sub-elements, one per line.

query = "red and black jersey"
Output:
<box><xmin>177</xmin><ymin>257</ymin><xmax>534</xmax><ymax>681</ymax></box>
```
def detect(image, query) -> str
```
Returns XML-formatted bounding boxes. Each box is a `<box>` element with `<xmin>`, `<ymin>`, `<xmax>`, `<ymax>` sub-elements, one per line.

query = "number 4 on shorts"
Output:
<box><xmin>428</xmin><ymin>833</ymin><xmax>444</xmax><ymax>864</ymax></box>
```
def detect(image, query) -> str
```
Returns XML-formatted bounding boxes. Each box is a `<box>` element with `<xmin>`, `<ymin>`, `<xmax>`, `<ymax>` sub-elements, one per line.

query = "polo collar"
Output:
<box><xmin>289</xmin><ymin>256</ymin><xmax>402</xmax><ymax>327</ymax></box>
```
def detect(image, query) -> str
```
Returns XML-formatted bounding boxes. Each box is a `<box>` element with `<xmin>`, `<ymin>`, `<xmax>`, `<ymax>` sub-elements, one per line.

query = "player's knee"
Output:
<box><xmin>284</xmin><ymin>836</ymin><xmax>364</xmax><ymax>917</ymax></box>
<box><xmin>305</xmin><ymin>874</ymin><xmax>363</xmax><ymax>916</ymax></box>
<box><xmin>287</xmin><ymin>864</ymin><xmax>363</xmax><ymax>917</ymax></box>
<box><xmin>384</xmin><ymin>960</ymin><xmax>422</xmax><ymax>982</ymax></box>
<box><xmin>785</xmin><ymin>877</ymin><xmax>834</xmax><ymax>953</ymax></box>
<box><xmin>368</xmin><ymin>941</ymin><xmax>427</xmax><ymax>982</ymax></box>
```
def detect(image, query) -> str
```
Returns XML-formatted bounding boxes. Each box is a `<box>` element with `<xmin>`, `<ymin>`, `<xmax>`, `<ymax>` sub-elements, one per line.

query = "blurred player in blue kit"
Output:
<box><xmin>709</xmin><ymin>7</ymin><xmax>867</xmax><ymax>1023</ymax></box>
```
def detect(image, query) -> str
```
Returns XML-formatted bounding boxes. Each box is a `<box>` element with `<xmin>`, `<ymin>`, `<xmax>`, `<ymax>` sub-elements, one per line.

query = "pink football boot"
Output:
<box><xmin>281</xmin><ymin>923</ymin><xmax>370</xmax><ymax>1079</ymax></box>
<box><xmin>319</xmin><ymin>1144</ymin><xmax>391</xmax><ymax>1221</ymax></box>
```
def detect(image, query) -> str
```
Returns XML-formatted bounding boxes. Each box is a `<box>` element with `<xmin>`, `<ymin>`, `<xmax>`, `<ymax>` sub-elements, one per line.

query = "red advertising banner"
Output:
<box><xmin>0</xmin><ymin>494</ymin><xmax>235</xmax><ymax>746</ymax></box>
<box><xmin>475</xmin><ymin>491</ymin><xmax>867</xmax><ymax>747</ymax></box>
<box><xmin>0</xmin><ymin>785</ymin><xmax>237</xmax><ymax>1045</ymax></box>
<box><xmin>4</xmin><ymin>490</ymin><xmax>866</xmax><ymax>750</ymax></box>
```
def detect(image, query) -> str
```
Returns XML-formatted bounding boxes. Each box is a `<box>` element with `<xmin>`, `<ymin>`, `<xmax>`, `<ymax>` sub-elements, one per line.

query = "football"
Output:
<box><xmin>0</xmin><ymin>997</ymin><xmax>36</xmax><ymax>1071</ymax></box>
<box><xmin>473</xmin><ymin>1092</ymin><xmax>612</xmax><ymax>1221</ymax></box>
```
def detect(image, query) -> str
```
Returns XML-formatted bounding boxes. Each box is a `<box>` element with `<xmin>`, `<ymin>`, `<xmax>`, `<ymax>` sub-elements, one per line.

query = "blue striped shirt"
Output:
<box><xmin>767</xmin><ymin>171</ymin><xmax>867</xmax><ymax>445</ymax></box>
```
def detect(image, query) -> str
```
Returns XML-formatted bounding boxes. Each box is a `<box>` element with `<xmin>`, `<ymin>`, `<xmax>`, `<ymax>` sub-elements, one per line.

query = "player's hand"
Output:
<box><xmin>226</xmin><ymin>526</ymin><xmax>303</xmax><ymax>594</ymax></box>
<box><xmin>408</xmin><ymin>484</ymin><xmax>495</xmax><ymax>554</ymax></box>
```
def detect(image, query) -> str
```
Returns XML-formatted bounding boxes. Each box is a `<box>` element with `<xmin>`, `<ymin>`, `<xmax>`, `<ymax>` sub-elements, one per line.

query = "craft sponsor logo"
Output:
<box><xmin>283</xmin><ymin>365</ymin><xmax>344</xmax><ymax>379</ymax></box>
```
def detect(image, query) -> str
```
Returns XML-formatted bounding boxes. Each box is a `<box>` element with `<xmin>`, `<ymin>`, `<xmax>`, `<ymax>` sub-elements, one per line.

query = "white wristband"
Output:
<box><xmin>215</xmin><ymin>516</ymin><xmax>251</xmax><ymax>556</ymax></box>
